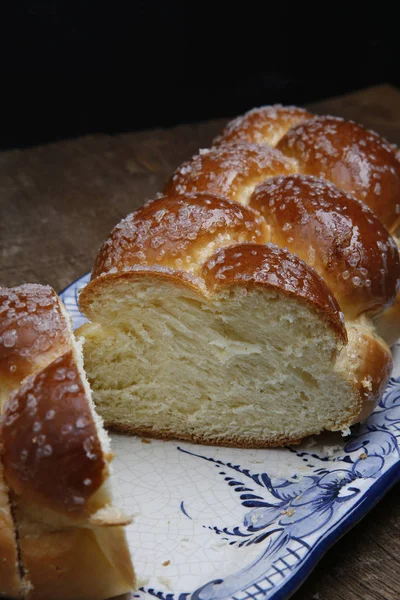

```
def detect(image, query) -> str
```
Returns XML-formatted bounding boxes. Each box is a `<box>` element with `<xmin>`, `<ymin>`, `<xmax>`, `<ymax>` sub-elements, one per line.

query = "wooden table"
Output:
<box><xmin>1</xmin><ymin>85</ymin><xmax>400</xmax><ymax>600</ymax></box>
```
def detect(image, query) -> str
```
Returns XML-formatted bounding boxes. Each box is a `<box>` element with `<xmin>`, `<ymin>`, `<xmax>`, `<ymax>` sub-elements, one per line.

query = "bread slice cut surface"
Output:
<box><xmin>79</xmin><ymin>243</ymin><xmax>361</xmax><ymax>447</ymax></box>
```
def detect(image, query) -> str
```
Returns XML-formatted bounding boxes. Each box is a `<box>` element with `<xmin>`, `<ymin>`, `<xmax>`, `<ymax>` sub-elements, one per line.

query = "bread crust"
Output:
<box><xmin>344</xmin><ymin>327</ymin><xmax>393</xmax><ymax>423</ymax></box>
<box><xmin>164</xmin><ymin>142</ymin><xmax>296</xmax><ymax>204</ymax></box>
<box><xmin>277</xmin><ymin>116</ymin><xmax>400</xmax><ymax>233</ymax></box>
<box><xmin>213</xmin><ymin>105</ymin><xmax>313</xmax><ymax>147</ymax></box>
<box><xmin>2</xmin><ymin>351</ymin><xmax>107</xmax><ymax>516</ymax></box>
<box><xmin>0</xmin><ymin>285</ymin><xmax>70</xmax><ymax>411</ymax></box>
<box><xmin>0</xmin><ymin>284</ymin><xmax>135</xmax><ymax>599</ymax></box>
<box><xmin>202</xmin><ymin>243</ymin><xmax>347</xmax><ymax>343</ymax></box>
<box><xmin>250</xmin><ymin>174</ymin><xmax>400</xmax><ymax>319</ymax></box>
<box><xmin>81</xmin><ymin>106</ymin><xmax>400</xmax><ymax>440</ymax></box>
<box><xmin>91</xmin><ymin>192</ymin><xmax>269</xmax><ymax>279</ymax></box>
<box><xmin>81</xmin><ymin>241</ymin><xmax>347</xmax><ymax>346</ymax></box>
<box><xmin>102</xmin><ymin>421</ymin><xmax>353</xmax><ymax>449</ymax></box>
<box><xmin>0</xmin><ymin>284</ymin><xmax>72</xmax><ymax>599</ymax></box>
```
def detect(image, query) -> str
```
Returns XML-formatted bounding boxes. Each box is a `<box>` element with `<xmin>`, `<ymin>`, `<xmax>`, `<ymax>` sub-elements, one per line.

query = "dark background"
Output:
<box><xmin>2</xmin><ymin>3</ymin><xmax>400</xmax><ymax>150</ymax></box>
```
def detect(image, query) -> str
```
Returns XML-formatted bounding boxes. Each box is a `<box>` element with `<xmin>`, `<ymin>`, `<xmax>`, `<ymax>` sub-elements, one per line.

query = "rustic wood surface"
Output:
<box><xmin>1</xmin><ymin>84</ymin><xmax>400</xmax><ymax>600</ymax></box>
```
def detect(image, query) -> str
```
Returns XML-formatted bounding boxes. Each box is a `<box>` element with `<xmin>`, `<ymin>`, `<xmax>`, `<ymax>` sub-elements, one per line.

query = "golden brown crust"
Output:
<box><xmin>277</xmin><ymin>116</ymin><xmax>400</xmax><ymax>233</ymax></box>
<box><xmin>0</xmin><ymin>285</ymin><xmax>70</xmax><ymax>410</ymax></box>
<box><xmin>82</xmin><ymin>242</ymin><xmax>347</xmax><ymax>344</ymax></box>
<box><xmin>342</xmin><ymin>328</ymin><xmax>393</xmax><ymax>423</ymax></box>
<box><xmin>250</xmin><ymin>174</ymin><xmax>400</xmax><ymax>319</ymax></box>
<box><xmin>2</xmin><ymin>351</ymin><xmax>107</xmax><ymax>517</ymax></box>
<box><xmin>0</xmin><ymin>284</ymin><xmax>73</xmax><ymax>598</ymax></box>
<box><xmin>105</xmin><ymin>419</ymin><xmax>359</xmax><ymax>448</ymax></box>
<box><xmin>91</xmin><ymin>192</ymin><xmax>269</xmax><ymax>279</ymax></box>
<box><xmin>214</xmin><ymin>105</ymin><xmax>313</xmax><ymax>147</ymax></box>
<box><xmin>20</xmin><ymin>525</ymin><xmax>135</xmax><ymax>600</ymax></box>
<box><xmin>202</xmin><ymin>243</ymin><xmax>347</xmax><ymax>342</ymax></box>
<box><xmin>164</xmin><ymin>142</ymin><xmax>296</xmax><ymax>205</ymax></box>
<box><xmin>106</xmin><ymin>421</ymin><xmax>305</xmax><ymax>448</ymax></box>
<box><xmin>0</xmin><ymin>283</ymin><xmax>135</xmax><ymax>597</ymax></box>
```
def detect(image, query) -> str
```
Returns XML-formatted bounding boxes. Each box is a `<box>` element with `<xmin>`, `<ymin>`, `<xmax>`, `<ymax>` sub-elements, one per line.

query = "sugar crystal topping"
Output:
<box><xmin>214</xmin><ymin>105</ymin><xmax>312</xmax><ymax>146</ymax></box>
<box><xmin>277</xmin><ymin>116</ymin><xmax>400</xmax><ymax>228</ymax></box>
<box><xmin>250</xmin><ymin>174</ymin><xmax>399</xmax><ymax>315</ymax></box>
<box><xmin>0</xmin><ymin>284</ymin><xmax>69</xmax><ymax>379</ymax></box>
<box><xmin>167</xmin><ymin>143</ymin><xmax>295</xmax><ymax>202</ymax></box>
<box><xmin>2</xmin><ymin>352</ymin><xmax>105</xmax><ymax>511</ymax></box>
<box><xmin>92</xmin><ymin>193</ymin><xmax>268</xmax><ymax>278</ymax></box>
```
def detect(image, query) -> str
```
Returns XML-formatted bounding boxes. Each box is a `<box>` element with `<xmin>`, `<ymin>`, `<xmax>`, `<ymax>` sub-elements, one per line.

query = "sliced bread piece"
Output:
<box><xmin>0</xmin><ymin>284</ymin><xmax>135</xmax><ymax>600</ymax></box>
<box><xmin>79</xmin><ymin>241</ymin><xmax>364</xmax><ymax>447</ymax></box>
<box><xmin>0</xmin><ymin>284</ymin><xmax>69</xmax><ymax>599</ymax></box>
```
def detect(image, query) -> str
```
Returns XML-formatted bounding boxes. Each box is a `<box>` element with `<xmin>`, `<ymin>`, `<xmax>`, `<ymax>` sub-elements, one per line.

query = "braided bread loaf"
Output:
<box><xmin>0</xmin><ymin>285</ymin><xmax>135</xmax><ymax>599</ymax></box>
<box><xmin>78</xmin><ymin>105</ymin><xmax>400</xmax><ymax>448</ymax></box>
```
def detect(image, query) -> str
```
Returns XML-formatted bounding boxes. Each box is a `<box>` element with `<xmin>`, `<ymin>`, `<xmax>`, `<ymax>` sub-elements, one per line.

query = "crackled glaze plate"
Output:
<box><xmin>61</xmin><ymin>273</ymin><xmax>400</xmax><ymax>600</ymax></box>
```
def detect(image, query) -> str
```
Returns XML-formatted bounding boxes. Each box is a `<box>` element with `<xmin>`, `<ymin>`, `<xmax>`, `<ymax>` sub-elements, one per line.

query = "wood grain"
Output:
<box><xmin>1</xmin><ymin>84</ymin><xmax>400</xmax><ymax>600</ymax></box>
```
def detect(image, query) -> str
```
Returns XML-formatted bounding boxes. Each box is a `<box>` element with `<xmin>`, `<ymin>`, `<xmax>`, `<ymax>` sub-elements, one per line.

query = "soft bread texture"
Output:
<box><xmin>79</xmin><ymin>105</ymin><xmax>400</xmax><ymax>447</ymax></box>
<box><xmin>0</xmin><ymin>284</ymin><xmax>135</xmax><ymax>599</ymax></box>
<box><xmin>79</xmin><ymin>243</ymin><xmax>363</xmax><ymax>446</ymax></box>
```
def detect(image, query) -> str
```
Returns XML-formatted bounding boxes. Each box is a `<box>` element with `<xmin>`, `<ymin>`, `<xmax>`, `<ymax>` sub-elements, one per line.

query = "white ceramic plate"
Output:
<box><xmin>61</xmin><ymin>273</ymin><xmax>400</xmax><ymax>600</ymax></box>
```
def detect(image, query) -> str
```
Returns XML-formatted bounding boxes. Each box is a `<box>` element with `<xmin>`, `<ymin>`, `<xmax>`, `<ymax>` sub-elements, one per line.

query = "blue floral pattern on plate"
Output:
<box><xmin>60</xmin><ymin>274</ymin><xmax>400</xmax><ymax>600</ymax></box>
